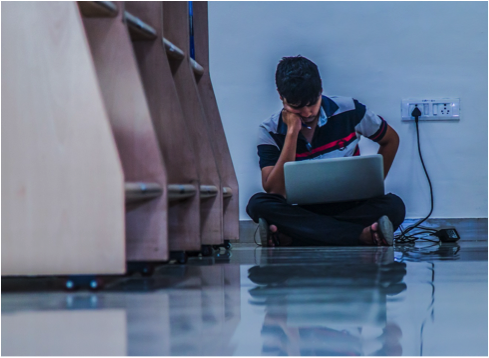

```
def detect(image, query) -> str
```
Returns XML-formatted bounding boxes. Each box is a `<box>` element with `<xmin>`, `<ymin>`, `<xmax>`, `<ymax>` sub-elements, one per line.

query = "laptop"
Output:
<box><xmin>284</xmin><ymin>154</ymin><xmax>384</xmax><ymax>205</ymax></box>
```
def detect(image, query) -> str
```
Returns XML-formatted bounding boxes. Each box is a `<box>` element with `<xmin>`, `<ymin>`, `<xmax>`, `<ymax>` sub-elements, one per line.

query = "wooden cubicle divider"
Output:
<box><xmin>193</xmin><ymin>2</ymin><xmax>240</xmax><ymax>242</ymax></box>
<box><xmin>125</xmin><ymin>1</ymin><xmax>202</xmax><ymax>252</ymax></box>
<box><xmin>163</xmin><ymin>1</ymin><xmax>224</xmax><ymax>246</ymax></box>
<box><xmin>3</xmin><ymin>1</ymin><xmax>238</xmax><ymax>279</ymax></box>
<box><xmin>79</xmin><ymin>2</ymin><xmax>169</xmax><ymax>262</ymax></box>
<box><xmin>2</xmin><ymin>2</ymin><xmax>126</xmax><ymax>276</ymax></box>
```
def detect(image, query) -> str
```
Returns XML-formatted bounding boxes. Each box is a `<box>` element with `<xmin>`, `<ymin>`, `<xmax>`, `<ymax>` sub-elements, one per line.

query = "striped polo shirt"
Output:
<box><xmin>257</xmin><ymin>95</ymin><xmax>388</xmax><ymax>169</ymax></box>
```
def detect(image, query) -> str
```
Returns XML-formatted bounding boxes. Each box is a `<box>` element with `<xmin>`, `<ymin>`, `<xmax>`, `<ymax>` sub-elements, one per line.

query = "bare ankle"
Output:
<box><xmin>358</xmin><ymin>226</ymin><xmax>372</xmax><ymax>245</ymax></box>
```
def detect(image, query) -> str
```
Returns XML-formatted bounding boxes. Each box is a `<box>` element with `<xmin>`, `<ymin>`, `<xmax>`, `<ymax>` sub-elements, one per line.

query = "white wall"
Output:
<box><xmin>209</xmin><ymin>1</ymin><xmax>488</xmax><ymax>220</ymax></box>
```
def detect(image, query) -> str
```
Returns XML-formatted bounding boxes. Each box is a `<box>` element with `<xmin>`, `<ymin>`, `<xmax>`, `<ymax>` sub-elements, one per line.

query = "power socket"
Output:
<box><xmin>438</xmin><ymin>103</ymin><xmax>450</xmax><ymax>116</ymax></box>
<box><xmin>401</xmin><ymin>98</ymin><xmax>460</xmax><ymax>121</ymax></box>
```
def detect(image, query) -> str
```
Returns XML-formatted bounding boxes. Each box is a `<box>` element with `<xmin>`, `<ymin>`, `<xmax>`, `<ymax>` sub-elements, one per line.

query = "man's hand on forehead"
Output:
<box><xmin>281</xmin><ymin>109</ymin><xmax>302</xmax><ymax>134</ymax></box>
<box><xmin>281</xmin><ymin>98</ymin><xmax>301</xmax><ymax>110</ymax></box>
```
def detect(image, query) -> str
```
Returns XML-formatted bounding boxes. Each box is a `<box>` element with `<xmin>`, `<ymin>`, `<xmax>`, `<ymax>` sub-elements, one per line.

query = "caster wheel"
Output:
<box><xmin>170</xmin><ymin>251</ymin><xmax>188</xmax><ymax>265</ymax></box>
<box><xmin>141</xmin><ymin>265</ymin><xmax>154</xmax><ymax>277</ymax></box>
<box><xmin>89</xmin><ymin>278</ymin><xmax>104</xmax><ymax>291</ymax></box>
<box><xmin>219</xmin><ymin>251</ymin><xmax>232</xmax><ymax>259</ymax></box>
<box><xmin>65</xmin><ymin>279</ymin><xmax>77</xmax><ymax>291</ymax></box>
<box><xmin>224</xmin><ymin>241</ymin><xmax>232</xmax><ymax>250</ymax></box>
<box><xmin>201</xmin><ymin>245</ymin><xmax>213</xmax><ymax>257</ymax></box>
<box><xmin>127</xmin><ymin>262</ymin><xmax>155</xmax><ymax>277</ymax></box>
<box><xmin>65</xmin><ymin>276</ymin><xmax>103</xmax><ymax>291</ymax></box>
<box><xmin>177</xmin><ymin>253</ymin><xmax>188</xmax><ymax>265</ymax></box>
<box><xmin>216</xmin><ymin>250</ymin><xmax>232</xmax><ymax>260</ymax></box>
<box><xmin>186</xmin><ymin>251</ymin><xmax>200</xmax><ymax>257</ymax></box>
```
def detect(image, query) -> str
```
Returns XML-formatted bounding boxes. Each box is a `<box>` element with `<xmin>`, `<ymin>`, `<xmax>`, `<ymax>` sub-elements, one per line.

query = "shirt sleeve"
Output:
<box><xmin>353</xmin><ymin>99</ymin><xmax>388</xmax><ymax>142</ymax></box>
<box><xmin>257</xmin><ymin>144</ymin><xmax>280</xmax><ymax>169</ymax></box>
<box><xmin>257</xmin><ymin>125</ymin><xmax>280</xmax><ymax>169</ymax></box>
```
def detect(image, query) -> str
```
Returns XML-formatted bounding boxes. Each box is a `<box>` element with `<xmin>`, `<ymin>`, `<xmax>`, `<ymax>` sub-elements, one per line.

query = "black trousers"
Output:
<box><xmin>246</xmin><ymin>193</ymin><xmax>406</xmax><ymax>246</ymax></box>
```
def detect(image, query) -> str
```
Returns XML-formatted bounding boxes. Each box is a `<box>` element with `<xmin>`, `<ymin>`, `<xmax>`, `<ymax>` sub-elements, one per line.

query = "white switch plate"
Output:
<box><xmin>401</xmin><ymin>98</ymin><xmax>460</xmax><ymax>121</ymax></box>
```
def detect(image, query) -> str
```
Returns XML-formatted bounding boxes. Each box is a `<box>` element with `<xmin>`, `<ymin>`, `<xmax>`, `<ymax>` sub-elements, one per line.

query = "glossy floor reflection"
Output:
<box><xmin>2</xmin><ymin>241</ymin><xmax>487</xmax><ymax>356</ymax></box>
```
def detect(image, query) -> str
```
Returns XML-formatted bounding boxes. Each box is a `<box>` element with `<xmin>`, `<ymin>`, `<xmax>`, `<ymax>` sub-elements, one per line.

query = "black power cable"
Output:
<box><xmin>395</xmin><ymin>105</ymin><xmax>436</xmax><ymax>243</ymax></box>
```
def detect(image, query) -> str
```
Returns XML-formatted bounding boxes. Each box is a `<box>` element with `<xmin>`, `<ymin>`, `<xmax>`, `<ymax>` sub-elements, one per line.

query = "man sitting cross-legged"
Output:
<box><xmin>246</xmin><ymin>55</ymin><xmax>405</xmax><ymax>247</ymax></box>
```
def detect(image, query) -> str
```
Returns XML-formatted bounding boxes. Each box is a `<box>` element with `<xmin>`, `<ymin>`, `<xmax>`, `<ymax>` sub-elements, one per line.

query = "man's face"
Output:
<box><xmin>281</xmin><ymin>95</ymin><xmax>322</xmax><ymax>124</ymax></box>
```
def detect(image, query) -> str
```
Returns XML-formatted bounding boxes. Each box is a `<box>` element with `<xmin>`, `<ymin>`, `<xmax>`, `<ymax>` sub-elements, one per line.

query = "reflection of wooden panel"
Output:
<box><xmin>163</xmin><ymin>1</ymin><xmax>223</xmax><ymax>245</ymax></box>
<box><xmin>2</xmin><ymin>2</ymin><xmax>125</xmax><ymax>276</ymax></box>
<box><xmin>198</xmin><ymin>266</ymin><xmax>228</xmax><ymax>356</ymax></box>
<box><xmin>2</xmin><ymin>310</ymin><xmax>127</xmax><ymax>355</ymax></box>
<box><xmin>126</xmin><ymin>294</ymin><xmax>170</xmax><ymax>356</ymax></box>
<box><xmin>193</xmin><ymin>2</ymin><xmax>240</xmax><ymax>242</ymax></box>
<box><xmin>169</xmin><ymin>284</ymin><xmax>204</xmax><ymax>354</ymax></box>
<box><xmin>222</xmin><ymin>265</ymin><xmax>242</xmax><ymax>349</ymax></box>
<box><xmin>125</xmin><ymin>1</ymin><xmax>201</xmax><ymax>252</ymax></box>
<box><xmin>164</xmin><ymin>265</ymin><xmax>240</xmax><ymax>356</ymax></box>
<box><xmin>81</xmin><ymin>2</ymin><xmax>169</xmax><ymax>261</ymax></box>
<box><xmin>103</xmin><ymin>293</ymin><xmax>170</xmax><ymax>356</ymax></box>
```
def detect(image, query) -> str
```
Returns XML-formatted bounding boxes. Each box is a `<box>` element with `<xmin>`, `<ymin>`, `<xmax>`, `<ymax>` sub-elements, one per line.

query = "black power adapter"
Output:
<box><xmin>432</xmin><ymin>228</ymin><xmax>460</xmax><ymax>243</ymax></box>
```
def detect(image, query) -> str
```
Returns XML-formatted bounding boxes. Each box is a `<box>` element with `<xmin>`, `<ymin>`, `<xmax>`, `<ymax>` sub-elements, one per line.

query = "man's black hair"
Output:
<box><xmin>275</xmin><ymin>55</ymin><xmax>322</xmax><ymax>108</ymax></box>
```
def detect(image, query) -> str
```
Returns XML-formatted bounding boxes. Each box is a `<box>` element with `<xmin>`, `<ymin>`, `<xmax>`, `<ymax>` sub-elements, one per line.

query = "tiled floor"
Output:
<box><xmin>2</xmin><ymin>240</ymin><xmax>487</xmax><ymax>356</ymax></box>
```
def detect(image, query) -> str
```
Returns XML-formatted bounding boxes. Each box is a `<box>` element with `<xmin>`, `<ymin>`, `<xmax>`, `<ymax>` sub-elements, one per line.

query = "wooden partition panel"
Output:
<box><xmin>163</xmin><ymin>1</ymin><xmax>223</xmax><ymax>246</ymax></box>
<box><xmin>125</xmin><ymin>1</ymin><xmax>201</xmax><ymax>251</ymax></box>
<box><xmin>193</xmin><ymin>2</ymin><xmax>240</xmax><ymax>242</ymax></box>
<box><xmin>2</xmin><ymin>2</ymin><xmax>125</xmax><ymax>276</ymax></box>
<box><xmin>80</xmin><ymin>2</ymin><xmax>169</xmax><ymax>261</ymax></box>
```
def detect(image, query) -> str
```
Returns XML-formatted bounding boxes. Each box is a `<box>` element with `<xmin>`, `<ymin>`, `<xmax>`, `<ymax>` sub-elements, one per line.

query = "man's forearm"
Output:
<box><xmin>378</xmin><ymin>141</ymin><xmax>399</xmax><ymax>178</ymax></box>
<box><xmin>377</xmin><ymin>124</ymin><xmax>400</xmax><ymax>178</ymax></box>
<box><xmin>263</xmin><ymin>129</ymin><xmax>299</xmax><ymax>195</ymax></box>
